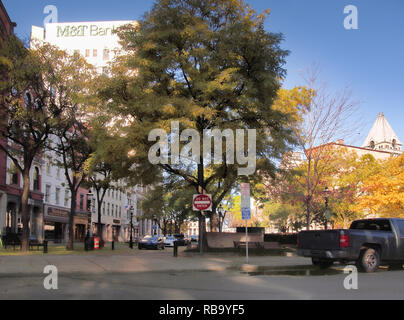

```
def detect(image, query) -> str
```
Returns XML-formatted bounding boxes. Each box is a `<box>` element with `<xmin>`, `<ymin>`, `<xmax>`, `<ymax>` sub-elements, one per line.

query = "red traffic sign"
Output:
<box><xmin>193</xmin><ymin>194</ymin><xmax>212</xmax><ymax>211</ymax></box>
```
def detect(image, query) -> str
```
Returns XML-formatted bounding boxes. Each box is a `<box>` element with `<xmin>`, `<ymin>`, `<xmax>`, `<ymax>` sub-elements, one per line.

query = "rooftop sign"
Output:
<box><xmin>56</xmin><ymin>24</ymin><xmax>119</xmax><ymax>37</ymax></box>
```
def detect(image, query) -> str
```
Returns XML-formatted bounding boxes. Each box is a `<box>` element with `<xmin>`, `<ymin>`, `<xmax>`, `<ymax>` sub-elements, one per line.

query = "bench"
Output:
<box><xmin>2</xmin><ymin>233</ymin><xmax>22</xmax><ymax>250</ymax></box>
<box><xmin>29</xmin><ymin>239</ymin><xmax>48</xmax><ymax>252</ymax></box>
<box><xmin>233</xmin><ymin>241</ymin><xmax>264</xmax><ymax>249</ymax></box>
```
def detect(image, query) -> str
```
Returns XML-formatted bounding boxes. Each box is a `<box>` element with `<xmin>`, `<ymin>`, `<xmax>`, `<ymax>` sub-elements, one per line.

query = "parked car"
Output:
<box><xmin>138</xmin><ymin>235</ymin><xmax>165</xmax><ymax>250</ymax></box>
<box><xmin>164</xmin><ymin>235</ymin><xmax>176</xmax><ymax>247</ymax></box>
<box><xmin>173</xmin><ymin>234</ymin><xmax>187</xmax><ymax>246</ymax></box>
<box><xmin>297</xmin><ymin>218</ymin><xmax>404</xmax><ymax>272</ymax></box>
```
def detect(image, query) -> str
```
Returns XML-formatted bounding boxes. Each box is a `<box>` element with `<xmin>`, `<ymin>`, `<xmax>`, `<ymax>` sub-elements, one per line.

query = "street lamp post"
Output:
<box><xmin>129</xmin><ymin>206</ymin><xmax>134</xmax><ymax>249</ymax></box>
<box><xmin>85</xmin><ymin>189</ymin><xmax>94</xmax><ymax>251</ymax></box>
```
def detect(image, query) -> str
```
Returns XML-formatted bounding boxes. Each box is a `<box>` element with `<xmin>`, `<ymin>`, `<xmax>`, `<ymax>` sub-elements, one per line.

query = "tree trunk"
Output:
<box><xmin>210</xmin><ymin>203</ymin><xmax>218</xmax><ymax>232</ymax></box>
<box><xmin>197</xmin><ymin>158</ymin><xmax>208</xmax><ymax>251</ymax></box>
<box><xmin>67</xmin><ymin>190</ymin><xmax>77</xmax><ymax>250</ymax></box>
<box><xmin>97</xmin><ymin>196</ymin><xmax>103</xmax><ymax>241</ymax></box>
<box><xmin>20</xmin><ymin>170</ymin><xmax>31</xmax><ymax>252</ymax></box>
<box><xmin>306</xmin><ymin>196</ymin><xmax>311</xmax><ymax>230</ymax></box>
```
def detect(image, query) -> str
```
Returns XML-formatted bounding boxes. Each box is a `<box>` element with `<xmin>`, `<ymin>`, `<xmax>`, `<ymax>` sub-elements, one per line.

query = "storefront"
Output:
<box><xmin>44</xmin><ymin>205</ymin><xmax>69</xmax><ymax>243</ymax></box>
<box><xmin>74</xmin><ymin>213</ymin><xmax>88</xmax><ymax>242</ymax></box>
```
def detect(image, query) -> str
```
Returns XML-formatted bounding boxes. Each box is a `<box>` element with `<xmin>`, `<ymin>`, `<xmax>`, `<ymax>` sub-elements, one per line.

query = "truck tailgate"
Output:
<box><xmin>299</xmin><ymin>230</ymin><xmax>342</xmax><ymax>250</ymax></box>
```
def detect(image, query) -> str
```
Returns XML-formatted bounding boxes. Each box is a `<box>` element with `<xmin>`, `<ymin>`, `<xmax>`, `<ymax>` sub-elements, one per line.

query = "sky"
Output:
<box><xmin>3</xmin><ymin>0</ymin><xmax>404</xmax><ymax>148</ymax></box>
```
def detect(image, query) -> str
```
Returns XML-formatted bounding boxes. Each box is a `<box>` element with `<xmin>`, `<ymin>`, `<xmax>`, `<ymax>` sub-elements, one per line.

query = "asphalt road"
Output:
<box><xmin>1</xmin><ymin>267</ymin><xmax>404</xmax><ymax>300</ymax></box>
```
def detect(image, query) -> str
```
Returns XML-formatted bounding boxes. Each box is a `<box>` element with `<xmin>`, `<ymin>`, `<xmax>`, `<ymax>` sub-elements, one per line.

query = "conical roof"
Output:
<box><xmin>362</xmin><ymin>113</ymin><xmax>402</xmax><ymax>148</ymax></box>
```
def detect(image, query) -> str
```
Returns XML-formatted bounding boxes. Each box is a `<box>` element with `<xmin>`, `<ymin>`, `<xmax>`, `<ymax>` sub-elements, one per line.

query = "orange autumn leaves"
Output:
<box><xmin>357</xmin><ymin>154</ymin><xmax>404</xmax><ymax>216</ymax></box>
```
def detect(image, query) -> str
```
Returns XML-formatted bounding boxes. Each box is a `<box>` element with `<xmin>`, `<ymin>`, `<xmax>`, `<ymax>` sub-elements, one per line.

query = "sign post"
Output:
<box><xmin>193</xmin><ymin>194</ymin><xmax>212</xmax><ymax>254</ymax></box>
<box><xmin>241</xmin><ymin>183</ymin><xmax>251</xmax><ymax>264</ymax></box>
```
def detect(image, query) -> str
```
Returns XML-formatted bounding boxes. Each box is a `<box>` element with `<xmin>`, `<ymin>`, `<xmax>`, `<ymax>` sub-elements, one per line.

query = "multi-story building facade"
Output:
<box><xmin>0</xmin><ymin>2</ymin><xmax>45</xmax><ymax>241</ymax></box>
<box><xmin>29</xmin><ymin>20</ymin><xmax>162</xmax><ymax>243</ymax></box>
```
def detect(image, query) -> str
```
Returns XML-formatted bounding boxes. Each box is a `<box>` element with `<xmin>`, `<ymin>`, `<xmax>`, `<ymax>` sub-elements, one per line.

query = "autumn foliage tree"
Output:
<box><xmin>101</xmin><ymin>0</ymin><xmax>295</xmax><ymax>250</ymax></box>
<box><xmin>356</xmin><ymin>154</ymin><xmax>404</xmax><ymax>217</ymax></box>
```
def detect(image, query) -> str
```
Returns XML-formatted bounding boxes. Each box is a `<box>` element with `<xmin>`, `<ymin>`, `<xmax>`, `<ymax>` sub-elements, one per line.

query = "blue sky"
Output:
<box><xmin>4</xmin><ymin>0</ymin><xmax>404</xmax><ymax>147</ymax></box>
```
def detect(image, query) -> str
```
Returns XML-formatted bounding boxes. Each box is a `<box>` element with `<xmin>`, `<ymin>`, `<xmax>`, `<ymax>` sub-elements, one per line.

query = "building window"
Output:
<box><xmin>102</xmin><ymin>202</ymin><xmax>105</xmax><ymax>216</ymax></box>
<box><xmin>112</xmin><ymin>204</ymin><xmax>115</xmax><ymax>217</ymax></box>
<box><xmin>107</xmin><ymin>203</ymin><xmax>110</xmax><ymax>216</ymax></box>
<box><xmin>80</xmin><ymin>194</ymin><xmax>84</xmax><ymax>210</ymax></box>
<box><xmin>10</xmin><ymin>162</ymin><xmax>18</xmax><ymax>185</ymax></box>
<box><xmin>93</xmin><ymin>49</ymin><xmax>97</xmax><ymax>57</ymax></box>
<box><xmin>85</xmin><ymin>49</ymin><xmax>90</xmax><ymax>57</ymax></box>
<box><xmin>64</xmin><ymin>190</ymin><xmax>69</xmax><ymax>207</ymax></box>
<box><xmin>33</xmin><ymin>167</ymin><xmax>40</xmax><ymax>191</ymax></box>
<box><xmin>370</xmin><ymin>141</ymin><xmax>375</xmax><ymax>149</ymax></box>
<box><xmin>103</xmin><ymin>48</ymin><xmax>109</xmax><ymax>61</ymax></box>
<box><xmin>55</xmin><ymin>187</ymin><xmax>60</xmax><ymax>205</ymax></box>
<box><xmin>46</xmin><ymin>161</ymin><xmax>51</xmax><ymax>175</ymax></box>
<box><xmin>45</xmin><ymin>185</ymin><xmax>51</xmax><ymax>202</ymax></box>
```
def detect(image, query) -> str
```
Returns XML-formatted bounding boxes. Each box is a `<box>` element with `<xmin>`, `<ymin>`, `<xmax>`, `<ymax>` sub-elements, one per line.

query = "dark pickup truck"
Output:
<box><xmin>297</xmin><ymin>218</ymin><xmax>404</xmax><ymax>272</ymax></box>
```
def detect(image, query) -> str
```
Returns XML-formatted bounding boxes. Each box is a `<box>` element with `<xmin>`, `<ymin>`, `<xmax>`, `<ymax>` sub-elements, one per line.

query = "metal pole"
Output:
<box><xmin>246</xmin><ymin>220</ymin><xmax>248</xmax><ymax>264</ymax></box>
<box><xmin>129</xmin><ymin>210</ymin><xmax>133</xmax><ymax>249</ymax></box>
<box><xmin>199</xmin><ymin>211</ymin><xmax>203</xmax><ymax>254</ymax></box>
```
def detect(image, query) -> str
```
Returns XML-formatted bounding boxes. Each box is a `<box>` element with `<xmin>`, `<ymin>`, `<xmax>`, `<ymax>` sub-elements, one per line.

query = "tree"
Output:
<box><xmin>0</xmin><ymin>38</ymin><xmax>78</xmax><ymax>250</ymax></box>
<box><xmin>328</xmin><ymin>152</ymin><xmax>381</xmax><ymax>228</ymax></box>
<box><xmin>46</xmin><ymin>47</ymin><xmax>95</xmax><ymax>250</ymax></box>
<box><xmin>291</xmin><ymin>67</ymin><xmax>360</xmax><ymax>229</ymax></box>
<box><xmin>85</xmin><ymin>115</ymin><xmax>132</xmax><ymax>241</ymax></box>
<box><xmin>356</xmin><ymin>154</ymin><xmax>404</xmax><ymax>216</ymax></box>
<box><xmin>101</xmin><ymin>0</ymin><xmax>293</xmax><ymax>250</ymax></box>
<box><xmin>261</xmin><ymin>202</ymin><xmax>304</xmax><ymax>233</ymax></box>
<box><xmin>142</xmin><ymin>177</ymin><xmax>195</xmax><ymax>235</ymax></box>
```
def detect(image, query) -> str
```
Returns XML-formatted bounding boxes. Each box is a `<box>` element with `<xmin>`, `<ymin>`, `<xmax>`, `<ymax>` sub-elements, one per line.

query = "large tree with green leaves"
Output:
<box><xmin>101</xmin><ymin>0</ymin><xmax>294</xmax><ymax>250</ymax></box>
<box><xmin>43</xmin><ymin>47</ymin><xmax>95</xmax><ymax>250</ymax></box>
<box><xmin>0</xmin><ymin>38</ymin><xmax>89</xmax><ymax>250</ymax></box>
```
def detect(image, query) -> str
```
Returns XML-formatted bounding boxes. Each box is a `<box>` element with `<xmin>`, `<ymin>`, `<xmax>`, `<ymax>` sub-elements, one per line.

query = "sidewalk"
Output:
<box><xmin>0</xmin><ymin>249</ymin><xmax>311</xmax><ymax>275</ymax></box>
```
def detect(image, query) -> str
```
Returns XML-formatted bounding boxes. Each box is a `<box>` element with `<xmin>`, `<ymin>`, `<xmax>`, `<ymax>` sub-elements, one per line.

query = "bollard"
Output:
<box><xmin>112</xmin><ymin>241</ymin><xmax>115</xmax><ymax>250</ymax></box>
<box><xmin>43</xmin><ymin>241</ymin><xmax>48</xmax><ymax>254</ymax></box>
<box><xmin>173</xmin><ymin>241</ymin><xmax>178</xmax><ymax>257</ymax></box>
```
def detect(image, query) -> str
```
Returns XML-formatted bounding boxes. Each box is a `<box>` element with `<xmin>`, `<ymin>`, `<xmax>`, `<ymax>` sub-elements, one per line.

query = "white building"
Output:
<box><xmin>362</xmin><ymin>112</ymin><xmax>402</xmax><ymax>156</ymax></box>
<box><xmin>31</xmin><ymin>20</ymin><xmax>136</xmax><ymax>73</ymax></box>
<box><xmin>30</xmin><ymin>20</ymin><xmax>159</xmax><ymax>242</ymax></box>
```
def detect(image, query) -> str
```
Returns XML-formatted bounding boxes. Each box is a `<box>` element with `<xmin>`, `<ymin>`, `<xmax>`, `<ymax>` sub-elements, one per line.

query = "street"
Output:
<box><xmin>1</xmin><ymin>249</ymin><xmax>404</xmax><ymax>300</ymax></box>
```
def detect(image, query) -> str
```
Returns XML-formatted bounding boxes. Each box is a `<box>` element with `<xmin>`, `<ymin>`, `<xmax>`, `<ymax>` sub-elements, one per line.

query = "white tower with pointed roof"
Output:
<box><xmin>362</xmin><ymin>113</ymin><xmax>402</xmax><ymax>155</ymax></box>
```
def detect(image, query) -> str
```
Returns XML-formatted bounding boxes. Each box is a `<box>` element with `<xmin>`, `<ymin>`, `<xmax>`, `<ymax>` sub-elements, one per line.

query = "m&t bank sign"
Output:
<box><xmin>56</xmin><ymin>24</ymin><xmax>119</xmax><ymax>37</ymax></box>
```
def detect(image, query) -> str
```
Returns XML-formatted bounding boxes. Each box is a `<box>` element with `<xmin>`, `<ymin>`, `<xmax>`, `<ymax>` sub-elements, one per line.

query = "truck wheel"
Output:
<box><xmin>312</xmin><ymin>258</ymin><xmax>333</xmax><ymax>269</ymax></box>
<box><xmin>357</xmin><ymin>248</ymin><xmax>380</xmax><ymax>273</ymax></box>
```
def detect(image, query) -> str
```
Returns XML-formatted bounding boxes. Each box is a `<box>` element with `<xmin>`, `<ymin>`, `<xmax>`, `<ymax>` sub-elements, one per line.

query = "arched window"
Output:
<box><xmin>392</xmin><ymin>139</ymin><xmax>397</xmax><ymax>149</ymax></box>
<box><xmin>370</xmin><ymin>141</ymin><xmax>375</xmax><ymax>149</ymax></box>
<box><xmin>33</xmin><ymin>167</ymin><xmax>40</xmax><ymax>190</ymax></box>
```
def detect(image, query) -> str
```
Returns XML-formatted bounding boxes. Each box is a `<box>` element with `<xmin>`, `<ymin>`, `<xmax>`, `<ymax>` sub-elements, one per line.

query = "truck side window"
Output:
<box><xmin>350</xmin><ymin>219</ymin><xmax>392</xmax><ymax>231</ymax></box>
<box><xmin>395</xmin><ymin>221</ymin><xmax>404</xmax><ymax>235</ymax></box>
